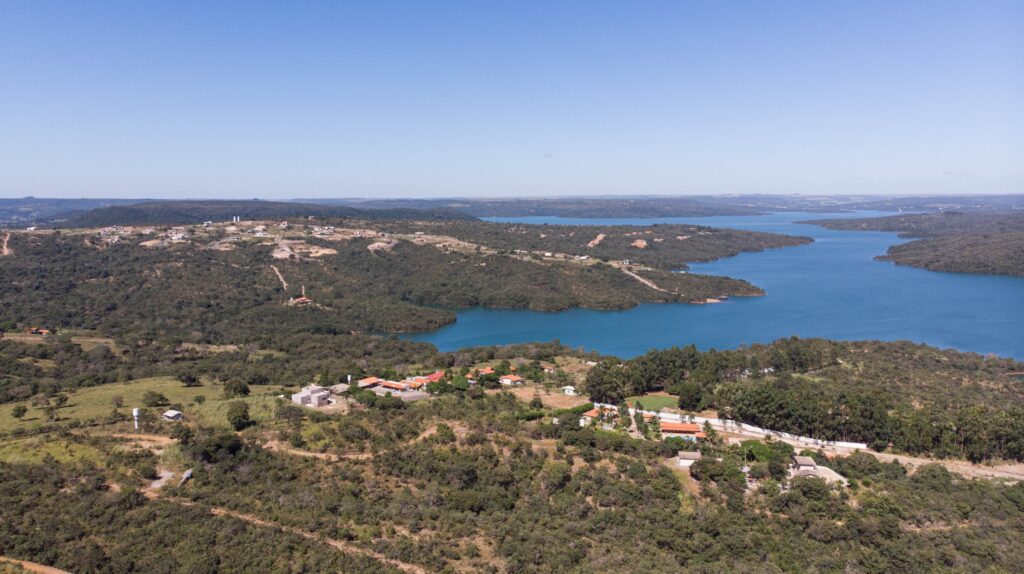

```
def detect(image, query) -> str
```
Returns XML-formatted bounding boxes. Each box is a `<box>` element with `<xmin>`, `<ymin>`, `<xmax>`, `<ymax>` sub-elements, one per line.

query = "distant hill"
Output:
<box><xmin>803</xmin><ymin>211</ymin><xmax>1024</xmax><ymax>277</ymax></box>
<box><xmin>0</xmin><ymin>197</ymin><xmax>150</xmax><ymax>226</ymax></box>
<box><xmin>299</xmin><ymin>194</ymin><xmax>1024</xmax><ymax>218</ymax></box>
<box><xmin>58</xmin><ymin>200</ymin><xmax>477</xmax><ymax>227</ymax></box>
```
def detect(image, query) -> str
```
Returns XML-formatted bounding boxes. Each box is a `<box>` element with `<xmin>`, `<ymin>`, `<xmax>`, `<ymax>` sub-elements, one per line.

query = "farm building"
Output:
<box><xmin>292</xmin><ymin>385</ymin><xmax>330</xmax><ymax>407</ymax></box>
<box><xmin>660</xmin><ymin>422</ymin><xmax>706</xmax><ymax>441</ymax></box>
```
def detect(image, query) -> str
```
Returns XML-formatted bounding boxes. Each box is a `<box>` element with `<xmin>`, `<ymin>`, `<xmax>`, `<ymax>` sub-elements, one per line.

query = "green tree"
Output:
<box><xmin>676</xmin><ymin>380</ymin><xmax>703</xmax><ymax>411</ymax></box>
<box><xmin>142</xmin><ymin>391</ymin><xmax>170</xmax><ymax>407</ymax></box>
<box><xmin>11</xmin><ymin>405</ymin><xmax>27</xmax><ymax>420</ymax></box>
<box><xmin>226</xmin><ymin>401</ymin><xmax>251</xmax><ymax>431</ymax></box>
<box><xmin>223</xmin><ymin>379</ymin><xmax>250</xmax><ymax>399</ymax></box>
<box><xmin>180</xmin><ymin>372</ymin><xmax>201</xmax><ymax>387</ymax></box>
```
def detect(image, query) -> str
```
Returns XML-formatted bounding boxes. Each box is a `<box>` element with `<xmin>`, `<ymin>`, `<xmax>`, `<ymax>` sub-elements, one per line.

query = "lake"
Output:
<box><xmin>403</xmin><ymin>212</ymin><xmax>1024</xmax><ymax>359</ymax></box>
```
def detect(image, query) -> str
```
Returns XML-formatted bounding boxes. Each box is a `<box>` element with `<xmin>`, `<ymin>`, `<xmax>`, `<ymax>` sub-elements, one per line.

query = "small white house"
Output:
<box><xmin>499</xmin><ymin>375</ymin><xmax>524</xmax><ymax>386</ymax></box>
<box><xmin>677</xmin><ymin>451</ymin><xmax>702</xmax><ymax>468</ymax></box>
<box><xmin>291</xmin><ymin>385</ymin><xmax>330</xmax><ymax>407</ymax></box>
<box><xmin>162</xmin><ymin>410</ymin><xmax>184</xmax><ymax>421</ymax></box>
<box><xmin>561</xmin><ymin>385</ymin><xmax>578</xmax><ymax>396</ymax></box>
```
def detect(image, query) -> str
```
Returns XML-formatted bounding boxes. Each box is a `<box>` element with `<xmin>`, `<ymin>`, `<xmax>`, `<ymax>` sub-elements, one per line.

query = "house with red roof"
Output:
<box><xmin>660</xmin><ymin>422</ymin><xmax>706</xmax><ymax>441</ymax></box>
<box><xmin>499</xmin><ymin>374</ymin><xmax>524</xmax><ymax>386</ymax></box>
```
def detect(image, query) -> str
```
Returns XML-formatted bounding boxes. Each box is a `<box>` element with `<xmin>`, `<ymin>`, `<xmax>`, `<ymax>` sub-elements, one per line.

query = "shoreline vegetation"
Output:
<box><xmin>804</xmin><ymin>211</ymin><xmax>1024</xmax><ymax>277</ymax></box>
<box><xmin>0</xmin><ymin>208</ymin><xmax>810</xmax><ymax>345</ymax></box>
<box><xmin>3</xmin><ymin>200</ymin><xmax>1024</xmax><ymax>572</ymax></box>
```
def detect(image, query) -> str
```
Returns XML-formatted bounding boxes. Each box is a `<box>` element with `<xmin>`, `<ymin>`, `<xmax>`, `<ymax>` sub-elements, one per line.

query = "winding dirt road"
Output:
<box><xmin>0</xmin><ymin>557</ymin><xmax>70</xmax><ymax>574</ymax></box>
<box><xmin>144</xmin><ymin>491</ymin><xmax>424</xmax><ymax>574</ymax></box>
<box><xmin>1</xmin><ymin>232</ymin><xmax>11</xmax><ymax>256</ymax></box>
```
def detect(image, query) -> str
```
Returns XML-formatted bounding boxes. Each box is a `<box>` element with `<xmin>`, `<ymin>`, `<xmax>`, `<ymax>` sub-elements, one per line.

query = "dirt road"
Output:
<box><xmin>0</xmin><ymin>557</ymin><xmax>70</xmax><ymax>574</ymax></box>
<box><xmin>147</xmin><ymin>492</ymin><xmax>425</xmax><ymax>574</ymax></box>
<box><xmin>1</xmin><ymin>232</ymin><xmax>11</xmax><ymax>256</ymax></box>
<box><xmin>263</xmin><ymin>440</ymin><xmax>373</xmax><ymax>461</ymax></box>
<box><xmin>269</xmin><ymin>265</ymin><xmax>289</xmax><ymax>290</ymax></box>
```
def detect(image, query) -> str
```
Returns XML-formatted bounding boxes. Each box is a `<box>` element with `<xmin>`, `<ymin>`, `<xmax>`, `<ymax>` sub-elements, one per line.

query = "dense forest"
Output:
<box><xmin>0</xmin><ymin>218</ymin><xmax>793</xmax><ymax>345</ymax></box>
<box><xmin>585</xmin><ymin>338</ymin><xmax>1024</xmax><ymax>462</ymax></box>
<box><xmin>806</xmin><ymin>211</ymin><xmax>1024</xmax><ymax>238</ymax></box>
<box><xmin>57</xmin><ymin>200</ymin><xmax>476</xmax><ymax>227</ymax></box>
<box><xmin>805</xmin><ymin>212</ymin><xmax>1024</xmax><ymax>276</ymax></box>
<box><xmin>2</xmin><ymin>392</ymin><xmax>1024</xmax><ymax>573</ymax></box>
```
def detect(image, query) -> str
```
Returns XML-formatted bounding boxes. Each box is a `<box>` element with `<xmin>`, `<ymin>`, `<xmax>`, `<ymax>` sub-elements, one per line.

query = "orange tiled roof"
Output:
<box><xmin>660</xmin><ymin>422</ymin><xmax>704</xmax><ymax>435</ymax></box>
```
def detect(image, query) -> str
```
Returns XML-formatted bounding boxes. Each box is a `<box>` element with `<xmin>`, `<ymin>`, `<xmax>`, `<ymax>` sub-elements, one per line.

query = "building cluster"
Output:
<box><xmin>291</xmin><ymin>385</ymin><xmax>333</xmax><ymax>407</ymax></box>
<box><xmin>355</xmin><ymin>372</ymin><xmax>445</xmax><ymax>402</ymax></box>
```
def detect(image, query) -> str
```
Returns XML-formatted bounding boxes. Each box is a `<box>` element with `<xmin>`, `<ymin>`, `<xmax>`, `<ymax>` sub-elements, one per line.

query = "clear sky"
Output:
<box><xmin>1</xmin><ymin>1</ymin><xmax>1021</xmax><ymax>199</ymax></box>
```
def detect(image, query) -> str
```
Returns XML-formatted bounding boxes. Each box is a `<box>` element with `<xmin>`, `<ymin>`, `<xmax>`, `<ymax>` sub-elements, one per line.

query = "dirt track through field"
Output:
<box><xmin>144</xmin><ymin>491</ymin><xmax>425</xmax><ymax>574</ymax></box>
<box><xmin>1</xmin><ymin>232</ymin><xmax>11</xmax><ymax>256</ymax></box>
<box><xmin>0</xmin><ymin>557</ymin><xmax>70</xmax><ymax>574</ymax></box>
<box><xmin>269</xmin><ymin>265</ymin><xmax>289</xmax><ymax>290</ymax></box>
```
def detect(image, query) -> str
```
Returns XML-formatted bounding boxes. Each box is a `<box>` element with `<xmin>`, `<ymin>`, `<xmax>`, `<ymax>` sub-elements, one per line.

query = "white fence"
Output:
<box><xmin>593</xmin><ymin>402</ymin><xmax>867</xmax><ymax>450</ymax></box>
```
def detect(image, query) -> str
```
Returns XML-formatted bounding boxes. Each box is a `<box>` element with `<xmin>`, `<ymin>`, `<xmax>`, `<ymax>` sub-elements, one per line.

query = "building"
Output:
<box><xmin>426</xmin><ymin>370</ymin><xmax>446</xmax><ymax>382</ymax></box>
<box><xmin>660</xmin><ymin>422</ymin><xmax>706</xmax><ymax>441</ymax></box>
<box><xmin>580</xmin><ymin>407</ymin><xmax>618</xmax><ymax>428</ymax></box>
<box><xmin>161</xmin><ymin>410</ymin><xmax>184</xmax><ymax>421</ymax></box>
<box><xmin>561</xmin><ymin>385</ymin><xmax>578</xmax><ymax>396</ymax></box>
<box><xmin>357</xmin><ymin>376</ymin><xmax>384</xmax><ymax>389</ymax></box>
<box><xmin>292</xmin><ymin>385</ymin><xmax>331</xmax><ymax>407</ymax></box>
<box><xmin>402</xmin><ymin>376</ymin><xmax>430</xmax><ymax>389</ymax></box>
<box><xmin>792</xmin><ymin>456</ymin><xmax>817</xmax><ymax>474</ymax></box>
<box><xmin>790</xmin><ymin>455</ymin><xmax>848</xmax><ymax>486</ymax></box>
<box><xmin>677</xmin><ymin>451</ymin><xmax>702</xmax><ymax>468</ymax></box>
<box><xmin>375</xmin><ymin>380</ymin><xmax>413</xmax><ymax>393</ymax></box>
<box><xmin>499</xmin><ymin>375</ymin><xmax>524</xmax><ymax>386</ymax></box>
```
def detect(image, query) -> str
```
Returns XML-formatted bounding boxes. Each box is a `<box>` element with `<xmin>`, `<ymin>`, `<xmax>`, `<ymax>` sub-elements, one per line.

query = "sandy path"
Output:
<box><xmin>263</xmin><ymin>440</ymin><xmax>373</xmax><ymax>461</ymax></box>
<box><xmin>0</xmin><ymin>557</ymin><xmax>70</xmax><ymax>574</ymax></box>
<box><xmin>269</xmin><ymin>265</ymin><xmax>289</xmax><ymax>290</ymax></box>
<box><xmin>100</xmin><ymin>432</ymin><xmax>177</xmax><ymax>445</ymax></box>
<box><xmin>617</xmin><ymin>264</ymin><xmax>670</xmax><ymax>293</ymax></box>
<box><xmin>1</xmin><ymin>232</ymin><xmax>10</xmax><ymax>256</ymax></box>
<box><xmin>147</xmin><ymin>493</ymin><xmax>425</xmax><ymax>574</ymax></box>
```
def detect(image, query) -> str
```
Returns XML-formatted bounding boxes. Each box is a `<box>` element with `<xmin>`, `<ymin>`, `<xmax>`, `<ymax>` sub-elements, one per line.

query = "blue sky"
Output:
<box><xmin>1</xmin><ymin>1</ymin><xmax>1021</xmax><ymax>198</ymax></box>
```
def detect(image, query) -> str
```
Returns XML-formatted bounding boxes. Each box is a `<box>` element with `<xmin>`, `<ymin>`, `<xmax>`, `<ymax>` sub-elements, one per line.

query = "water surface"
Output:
<box><xmin>403</xmin><ymin>212</ymin><xmax>1024</xmax><ymax>359</ymax></box>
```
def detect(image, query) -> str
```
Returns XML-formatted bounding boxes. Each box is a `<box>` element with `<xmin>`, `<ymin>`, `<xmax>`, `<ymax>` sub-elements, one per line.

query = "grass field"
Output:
<box><xmin>1</xmin><ymin>331</ymin><xmax>121</xmax><ymax>354</ymax></box>
<box><xmin>0</xmin><ymin>436</ymin><xmax>104</xmax><ymax>464</ymax></box>
<box><xmin>0</xmin><ymin>376</ymin><xmax>289</xmax><ymax>433</ymax></box>
<box><xmin>625</xmin><ymin>393</ymin><xmax>679</xmax><ymax>411</ymax></box>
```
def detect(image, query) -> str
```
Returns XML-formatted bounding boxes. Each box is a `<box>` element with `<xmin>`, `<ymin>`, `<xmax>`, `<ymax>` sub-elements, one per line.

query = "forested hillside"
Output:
<box><xmin>3</xmin><ymin>391</ymin><xmax>1024</xmax><ymax>573</ymax></box>
<box><xmin>375</xmin><ymin>219</ymin><xmax>812</xmax><ymax>271</ymax></box>
<box><xmin>585</xmin><ymin>338</ymin><xmax>1024</xmax><ymax>462</ymax></box>
<box><xmin>59</xmin><ymin>200</ymin><xmax>476</xmax><ymax>227</ymax></box>
<box><xmin>805</xmin><ymin>212</ymin><xmax>1024</xmax><ymax>276</ymax></box>
<box><xmin>0</xmin><ymin>221</ymin><xmax>768</xmax><ymax>345</ymax></box>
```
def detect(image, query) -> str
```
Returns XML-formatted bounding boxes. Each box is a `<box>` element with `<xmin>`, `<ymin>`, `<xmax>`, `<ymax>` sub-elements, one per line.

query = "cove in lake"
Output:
<box><xmin>403</xmin><ymin>212</ymin><xmax>1024</xmax><ymax>360</ymax></box>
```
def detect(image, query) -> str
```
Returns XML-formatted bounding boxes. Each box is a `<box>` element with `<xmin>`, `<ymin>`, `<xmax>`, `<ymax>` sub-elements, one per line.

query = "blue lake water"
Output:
<box><xmin>403</xmin><ymin>212</ymin><xmax>1024</xmax><ymax>359</ymax></box>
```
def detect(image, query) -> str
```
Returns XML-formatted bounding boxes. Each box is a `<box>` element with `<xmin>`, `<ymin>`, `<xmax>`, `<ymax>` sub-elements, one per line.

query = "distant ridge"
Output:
<box><xmin>57</xmin><ymin>200</ymin><xmax>477</xmax><ymax>227</ymax></box>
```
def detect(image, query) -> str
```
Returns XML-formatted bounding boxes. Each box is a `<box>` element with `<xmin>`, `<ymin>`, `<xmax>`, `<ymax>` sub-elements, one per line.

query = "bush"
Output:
<box><xmin>141</xmin><ymin>391</ymin><xmax>169</xmax><ymax>407</ymax></box>
<box><xmin>226</xmin><ymin>401</ymin><xmax>251</xmax><ymax>431</ymax></box>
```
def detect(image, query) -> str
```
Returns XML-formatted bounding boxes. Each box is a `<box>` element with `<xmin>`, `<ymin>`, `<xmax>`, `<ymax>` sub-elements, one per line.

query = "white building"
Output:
<box><xmin>291</xmin><ymin>385</ymin><xmax>330</xmax><ymax>407</ymax></box>
<box><xmin>561</xmin><ymin>385</ymin><xmax>578</xmax><ymax>396</ymax></box>
<box><xmin>677</xmin><ymin>451</ymin><xmax>702</xmax><ymax>468</ymax></box>
<box><xmin>161</xmin><ymin>410</ymin><xmax>184</xmax><ymax>421</ymax></box>
<box><xmin>499</xmin><ymin>375</ymin><xmax>524</xmax><ymax>386</ymax></box>
<box><xmin>790</xmin><ymin>455</ymin><xmax>848</xmax><ymax>486</ymax></box>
